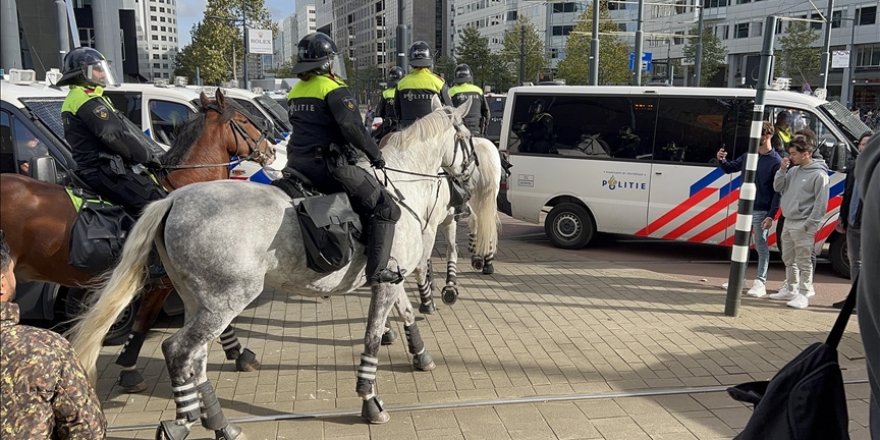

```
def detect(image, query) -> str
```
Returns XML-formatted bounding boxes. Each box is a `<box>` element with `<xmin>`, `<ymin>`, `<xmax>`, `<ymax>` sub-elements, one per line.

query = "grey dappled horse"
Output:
<box><xmin>69</xmin><ymin>105</ymin><xmax>474</xmax><ymax>440</ymax></box>
<box><xmin>414</xmin><ymin>137</ymin><xmax>502</xmax><ymax>313</ymax></box>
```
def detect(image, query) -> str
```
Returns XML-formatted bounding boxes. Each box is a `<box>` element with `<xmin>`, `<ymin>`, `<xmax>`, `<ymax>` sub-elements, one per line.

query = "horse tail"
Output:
<box><xmin>470</xmin><ymin>138</ymin><xmax>502</xmax><ymax>257</ymax></box>
<box><xmin>68</xmin><ymin>197</ymin><xmax>174</xmax><ymax>384</ymax></box>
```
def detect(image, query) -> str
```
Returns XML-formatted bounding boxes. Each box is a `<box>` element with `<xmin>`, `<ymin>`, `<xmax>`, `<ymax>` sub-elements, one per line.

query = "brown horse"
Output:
<box><xmin>0</xmin><ymin>89</ymin><xmax>275</xmax><ymax>391</ymax></box>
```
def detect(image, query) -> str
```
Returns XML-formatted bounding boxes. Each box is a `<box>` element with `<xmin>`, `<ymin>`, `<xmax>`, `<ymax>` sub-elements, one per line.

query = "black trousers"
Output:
<box><xmin>292</xmin><ymin>158</ymin><xmax>401</xmax><ymax>223</ymax></box>
<box><xmin>79</xmin><ymin>167</ymin><xmax>166</xmax><ymax>218</ymax></box>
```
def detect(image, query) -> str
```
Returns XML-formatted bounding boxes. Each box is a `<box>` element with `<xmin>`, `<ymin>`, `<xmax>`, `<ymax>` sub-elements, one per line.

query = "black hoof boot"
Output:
<box><xmin>419</xmin><ymin>301</ymin><xmax>436</xmax><ymax>314</ymax></box>
<box><xmin>471</xmin><ymin>255</ymin><xmax>483</xmax><ymax>271</ymax></box>
<box><xmin>361</xmin><ymin>396</ymin><xmax>390</xmax><ymax>424</ymax></box>
<box><xmin>413</xmin><ymin>351</ymin><xmax>436</xmax><ymax>371</ymax></box>
<box><xmin>215</xmin><ymin>424</ymin><xmax>245</xmax><ymax>440</ymax></box>
<box><xmin>482</xmin><ymin>261</ymin><xmax>495</xmax><ymax>275</ymax></box>
<box><xmin>381</xmin><ymin>328</ymin><xmax>398</xmax><ymax>346</ymax></box>
<box><xmin>156</xmin><ymin>420</ymin><xmax>191</xmax><ymax>440</ymax></box>
<box><xmin>224</xmin><ymin>347</ymin><xmax>240</xmax><ymax>361</ymax></box>
<box><xmin>441</xmin><ymin>285</ymin><xmax>459</xmax><ymax>305</ymax></box>
<box><xmin>235</xmin><ymin>349</ymin><xmax>260</xmax><ymax>372</ymax></box>
<box><xmin>118</xmin><ymin>369</ymin><xmax>147</xmax><ymax>393</ymax></box>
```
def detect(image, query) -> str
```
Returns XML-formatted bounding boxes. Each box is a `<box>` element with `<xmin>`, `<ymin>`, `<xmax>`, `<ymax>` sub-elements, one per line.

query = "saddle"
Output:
<box><xmin>272</xmin><ymin>170</ymin><xmax>363</xmax><ymax>274</ymax></box>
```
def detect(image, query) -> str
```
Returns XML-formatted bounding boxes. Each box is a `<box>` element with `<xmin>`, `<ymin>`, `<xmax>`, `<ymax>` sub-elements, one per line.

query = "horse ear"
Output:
<box><xmin>215</xmin><ymin>88</ymin><xmax>225</xmax><ymax>108</ymax></box>
<box><xmin>199</xmin><ymin>92</ymin><xmax>210</xmax><ymax>109</ymax></box>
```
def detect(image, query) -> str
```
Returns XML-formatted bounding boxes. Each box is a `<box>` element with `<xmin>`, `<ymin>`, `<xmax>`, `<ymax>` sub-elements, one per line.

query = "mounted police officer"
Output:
<box><xmin>373</xmin><ymin>66</ymin><xmax>403</xmax><ymax>140</ymax></box>
<box><xmin>282</xmin><ymin>32</ymin><xmax>403</xmax><ymax>285</ymax></box>
<box><xmin>394</xmin><ymin>41</ymin><xmax>452</xmax><ymax>129</ymax></box>
<box><xmin>58</xmin><ymin>47</ymin><xmax>165</xmax><ymax>217</ymax></box>
<box><xmin>448</xmin><ymin>64</ymin><xmax>489</xmax><ymax>136</ymax></box>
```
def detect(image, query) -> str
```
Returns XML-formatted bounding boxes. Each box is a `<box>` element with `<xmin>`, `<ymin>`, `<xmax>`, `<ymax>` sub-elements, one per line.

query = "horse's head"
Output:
<box><xmin>439</xmin><ymin>102</ymin><xmax>477</xmax><ymax>185</ymax></box>
<box><xmin>198</xmin><ymin>89</ymin><xmax>277</xmax><ymax>166</ymax></box>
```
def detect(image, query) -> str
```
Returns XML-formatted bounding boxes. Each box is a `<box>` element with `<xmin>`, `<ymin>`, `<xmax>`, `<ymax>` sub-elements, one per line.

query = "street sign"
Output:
<box><xmin>831</xmin><ymin>50</ymin><xmax>850</xmax><ymax>69</ymax></box>
<box><xmin>248</xmin><ymin>28</ymin><xmax>274</xmax><ymax>55</ymax></box>
<box><xmin>629</xmin><ymin>52</ymin><xmax>653</xmax><ymax>72</ymax></box>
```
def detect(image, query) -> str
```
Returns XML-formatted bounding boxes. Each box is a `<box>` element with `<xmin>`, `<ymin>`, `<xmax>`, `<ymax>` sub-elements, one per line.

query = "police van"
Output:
<box><xmin>501</xmin><ymin>86</ymin><xmax>870</xmax><ymax>277</ymax></box>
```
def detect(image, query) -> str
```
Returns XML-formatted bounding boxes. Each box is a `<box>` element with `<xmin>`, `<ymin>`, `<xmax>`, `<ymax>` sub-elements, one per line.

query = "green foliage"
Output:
<box><xmin>776</xmin><ymin>21</ymin><xmax>820</xmax><ymax>86</ymax></box>
<box><xmin>556</xmin><ymin>3</ymin><xmax>631</xmax><ymax>85</ymax></box>
<box><xmin>682</xmin><ymin>25</ymin><xmax>727</xmax><ymax>86</ymax></box>
<box><xmin>455</xmin><ymin>26</ymin><xmax>492</xmax><ymax>85</ymax></box>
<box><xmin>501</xmin><ymin>17</ymin><xmax>545</xmax><ymax>85</ymax></box>
<box><xmin>433</xmin><ymin>55</ymin><xmax>458</xmax><ymax>83</ymax></box>
<box><xmin>173</xmin><ymin>0</ymin><xmax>277</xmax><ymax>85</ymax></box>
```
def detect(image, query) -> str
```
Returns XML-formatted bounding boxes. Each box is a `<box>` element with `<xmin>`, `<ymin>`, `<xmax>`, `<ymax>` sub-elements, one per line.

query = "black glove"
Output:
<box><xmin>371</xmin><ymin>157</ymin><xmax>386</xmax><ymax>170</ymax></box>
<box><xmin>145</xmin><ymin>156</ymin><xmax>163</xmax><ymax>170</ymax></box>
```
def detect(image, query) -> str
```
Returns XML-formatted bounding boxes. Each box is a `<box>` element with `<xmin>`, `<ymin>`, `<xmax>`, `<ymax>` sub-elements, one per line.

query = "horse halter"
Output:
<box><xmin>205</xmin><ymin>103</ymin><xmax>274</xmax><ymax>166</ymax></box>
<box><xmin>442</xmin><ymin>107</ymin><xmax>478</xmax><ymax>183</ymax></box>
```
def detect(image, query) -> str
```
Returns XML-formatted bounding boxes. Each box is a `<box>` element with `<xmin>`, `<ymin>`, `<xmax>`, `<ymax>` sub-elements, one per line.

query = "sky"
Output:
<box><xmin>177</xmin><ymin>0</ymin><xmax>293</xmax><ymax>46</ymax></box>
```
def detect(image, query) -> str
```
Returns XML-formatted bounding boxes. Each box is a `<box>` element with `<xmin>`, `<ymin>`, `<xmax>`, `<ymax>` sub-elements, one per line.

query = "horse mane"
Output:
<box><xmin>161</xmin><ymin>101</ymin><xmax>237</xmax><ymax>166</ymax></box>
<box><xmin>387</xmin><ymin>108</ymin><xmax>458</xmax><ymax>151</ymax></box>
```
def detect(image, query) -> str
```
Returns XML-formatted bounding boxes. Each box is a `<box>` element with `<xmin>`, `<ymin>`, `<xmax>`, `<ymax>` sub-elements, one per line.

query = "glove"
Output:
<box><xmin>371</xmin><ymin>157</ymin><xmax>386</xmax><ymax>170</ymax></box>
<box><xmin>145</xmin><ymin>156</ymin><xmax>163</xmax><ymax>170</ymax></box>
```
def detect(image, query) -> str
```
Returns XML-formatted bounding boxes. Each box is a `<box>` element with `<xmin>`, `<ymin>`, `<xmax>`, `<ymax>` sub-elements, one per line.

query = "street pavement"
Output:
<box><xmin>95</xmin><ymin>215</ymin><xmax>872</xmax><ymax>439</ymax></box>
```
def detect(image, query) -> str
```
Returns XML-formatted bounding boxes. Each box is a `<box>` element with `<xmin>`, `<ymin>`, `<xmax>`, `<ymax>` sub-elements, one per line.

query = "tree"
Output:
<box><xmin>455</xmin><ymin>26</ymin><xmax>492</xmax><ymax>85</ymax></box>
<box><xmin>433</xmin><ymin>55</ymin><xmax>458</xmax><ymax>83</ymax></box>
<box><xmin>682</xmin><ymin>25</ymin><xmax>726</xmax><ymax>86</ymax></box>
<box><xmin>556</xmin><ymin>3</ymin><xmax>631</xmax><ymax>85</ymax></box>
<box><xmin>501</xmin><ymin>17</ymin><xmax>545</xmax><ymax>85</ymax></box>
<box><xmin>777</xmin><ymin>21</ymin><xmax>820</xmax><ymax>87</ymax></box>
<box><xmin>174</xmin><ymin>0</ymin><xmax>277</xmax><ymax>85</ymax></box>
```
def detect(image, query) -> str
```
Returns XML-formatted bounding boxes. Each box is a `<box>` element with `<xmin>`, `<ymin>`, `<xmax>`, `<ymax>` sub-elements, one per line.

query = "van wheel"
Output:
<box><xmin>545</xmin><ymin>202</ymin><xmax>595</xmax><ymax>249</ymax></box>
<box><xmin>65</xmin><ymin>288</ymin><xmax>140</xmax><ymax>346</ymax></box>
<box><xmin>829</xmin><ymin>234</ymin><xmax>850</xmax><ymax>279</ymax></box>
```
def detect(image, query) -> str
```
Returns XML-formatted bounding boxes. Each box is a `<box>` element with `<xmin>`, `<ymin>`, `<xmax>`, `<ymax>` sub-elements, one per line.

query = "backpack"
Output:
<box><xmin>68</xmin><ymin>200</ymin><xmax>135</xmax><ymax>274</ymax></box>
<box><xmin>727</xmin><ymin>278</ymin><xmax>858</xmax><ymax>440</ymax></box>
<box><xmin>295</xmin><ymin>193</ymin><xmax>362</xmax><ymax>273</ymax></box>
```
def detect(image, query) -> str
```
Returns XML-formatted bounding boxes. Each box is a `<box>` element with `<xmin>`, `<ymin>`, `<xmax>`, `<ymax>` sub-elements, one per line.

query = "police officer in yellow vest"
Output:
<box><xmin>58</xmin><ymin>47</ymin><xmax>165</xmax><ymax>217</ymax></box>
<box><xmin>394</xmin><ymin>41</ymin><xmax>452</xmax><ymax>129</ymax></box>
<box><xmin>282</xmin><ymin>32</ymin><xmax>403</xmax><ymax>285</ymax></box>
<box><xmin>373</xmin><ymin>66</ymin><xmax>403</xmax><ymax>139</ymax></box>
<box><xmin>449</xmin><ymin>64</ymin><xmax>489</xmax><ymax>136</ymax></box>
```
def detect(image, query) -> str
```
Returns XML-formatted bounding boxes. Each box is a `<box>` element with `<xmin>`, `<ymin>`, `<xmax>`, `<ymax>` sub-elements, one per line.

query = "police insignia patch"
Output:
<box><xmin>343</xmin><ymin>97</ymin><xmax>357</xmax><ymax>111</ymax></box>
<box><xmin>94</xmin><ymin>105</ymin><xmax>110</xmax><ymax>120</ymax></box>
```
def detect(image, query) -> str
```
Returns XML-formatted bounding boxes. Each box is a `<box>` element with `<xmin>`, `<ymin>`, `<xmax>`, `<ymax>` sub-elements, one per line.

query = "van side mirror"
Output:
<box><xmin>29</xmin><ymin>156</ymin><xmax>59</xmax><ymax>184</ymax></box>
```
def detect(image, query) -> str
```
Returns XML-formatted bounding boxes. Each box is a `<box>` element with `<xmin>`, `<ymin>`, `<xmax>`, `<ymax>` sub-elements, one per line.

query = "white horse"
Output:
<box><xmin>69</xmin><ymin>105</ymin><xmax>475</xmax><ymax>440</ymax></box>
<box><xmin>413</xmin><ymin>137</ymin><xmax>502</xmax><ymax>313</ymax></box>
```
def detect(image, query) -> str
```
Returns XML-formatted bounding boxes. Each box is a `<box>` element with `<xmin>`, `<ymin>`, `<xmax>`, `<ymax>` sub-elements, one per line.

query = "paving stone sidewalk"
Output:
<box><xmin>96</xmin><ymin>218</ymin><xmax>872</xmax><ymax>439</ymax></box>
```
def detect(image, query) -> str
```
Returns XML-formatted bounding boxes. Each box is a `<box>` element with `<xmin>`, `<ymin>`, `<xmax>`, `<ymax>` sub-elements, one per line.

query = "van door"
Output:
<box><xmin>644</xmin><ymin>96</ymin><xmax>741</xmax><ymax>244</ymax></box>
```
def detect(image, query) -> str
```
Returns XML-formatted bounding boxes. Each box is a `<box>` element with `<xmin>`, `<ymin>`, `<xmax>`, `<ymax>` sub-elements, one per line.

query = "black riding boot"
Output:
<box><xmin>365</xmin><ymin>220</ymin><xmax>404</xmax><ymax>285</ymax></box>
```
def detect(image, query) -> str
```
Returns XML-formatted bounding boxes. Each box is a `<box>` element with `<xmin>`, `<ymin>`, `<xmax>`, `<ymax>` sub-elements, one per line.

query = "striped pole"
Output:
<box><xmin>725</xmin><ymin>15</ymin><xmax>778</xmax><ymax>317</ymax></box>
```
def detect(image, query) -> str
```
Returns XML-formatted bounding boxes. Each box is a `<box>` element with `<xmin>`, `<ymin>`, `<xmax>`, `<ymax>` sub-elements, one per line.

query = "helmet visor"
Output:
<box><xmin>85</xmin><ymin>60</ymin><xmax>118</xmax><ymax>87</ymax></box>
<box><xmin>330</xmin><ymin>54</ymin><xmax>347</xmax><ymax>81</ymax></box>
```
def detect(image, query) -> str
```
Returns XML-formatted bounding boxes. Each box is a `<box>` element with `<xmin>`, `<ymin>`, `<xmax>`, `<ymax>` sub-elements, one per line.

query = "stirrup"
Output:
<box><xmin>370</xmin><ymin>268</ymin><xmax>407</xmax><ymax>285</ymax></box>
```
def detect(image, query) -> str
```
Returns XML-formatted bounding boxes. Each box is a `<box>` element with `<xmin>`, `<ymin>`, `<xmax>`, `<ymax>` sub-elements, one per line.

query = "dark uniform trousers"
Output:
<box><xmin>79</xmin><ymin>167</ymin><xmax>165</xmax><ymax>217</ymax></box>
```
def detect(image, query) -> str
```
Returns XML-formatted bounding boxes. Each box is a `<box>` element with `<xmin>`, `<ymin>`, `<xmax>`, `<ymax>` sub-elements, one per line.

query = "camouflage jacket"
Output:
<box><xmin>0</xmin><ymin>302</ymin><xmax>107</xmax><ymax>439</ymax></box>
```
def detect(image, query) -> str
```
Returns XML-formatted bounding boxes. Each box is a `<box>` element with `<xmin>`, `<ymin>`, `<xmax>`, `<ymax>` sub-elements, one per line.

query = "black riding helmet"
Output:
<box><xmin>409</xmin><ymin>41</ymin><xmax>433</xmax><ymax>68</ymax></box>
<box><xmin>292</xmin><ymin>32</ymin><xmax>339</xmax><ymax>75</ymax></box>
<box><xmin>454</xmin><ymin>64</ymin><xmax>473</xmax><ymax>84</ymax></box>
<box><xmin>388</xmin><ymin>66</ymin><xmax>404</xmax><ymax>87</ymax></box>
<box><xmin>57</xmin><ymin>47</ymin><xmax>118</xmax><ymax>87</ymax></box>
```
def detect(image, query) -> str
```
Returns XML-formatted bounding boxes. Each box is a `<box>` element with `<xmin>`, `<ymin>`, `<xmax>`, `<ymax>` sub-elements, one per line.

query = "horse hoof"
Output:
<box><xmin>482</xmin><ymin>262</ymin><xmax>495</xmax><ymax>275</ymax></box>
<box><xmin>471</xmin><ymin>256</ymin><xmax>483</xmax><ymax>271</ymax></box>
<box><xmin>441</xmin><ymin>286</ymin><xmax>459</xmax><ymax>305</ymax></box>
<box><xmin>235</xmin><ymin>349</ymin><xmax>260</xmax><ymax>372</ymax></box>
<box><xmin>419</xmin><ymin>302</ymin><xmax>436</xmax><ymax>314</ymax></box>
<box><xmin>118</xmin><ymin>369</ymin><xmax>147</xmax><ymax>393</ymax></box>
<box><xmin>215</xmin><ymin>424</ymin><xmax>245</xmax><ymax>440</ymax></box>
<box><xmin>413</xmin><ymin>351</ymin><xmax>436</xmax><ymax>371</ymax></box>
<box><xmin>361</xmin><ymin>396</ymin><xmax>391</xmax><ymax>424</ymax></box>
<box><xmin>381</xmin><ymin>328</ymin><xmax>398</xmax><ymax>346</ymax></box>
<box><xmin>156</xmin><ymin>420</ymin><xmax>191</xmax><ymax>440</ymax></box>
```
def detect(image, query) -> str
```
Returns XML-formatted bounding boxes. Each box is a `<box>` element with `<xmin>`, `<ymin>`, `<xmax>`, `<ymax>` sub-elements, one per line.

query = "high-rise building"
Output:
<box><xmin>277</xmin><ymin>14</ymin><xmax>298</xmax><ymax>67</ymax></box>
<box><xmin>132</xmin><ymin>0</ymin><xmax>181</xmax><ymax>80</ymax></box>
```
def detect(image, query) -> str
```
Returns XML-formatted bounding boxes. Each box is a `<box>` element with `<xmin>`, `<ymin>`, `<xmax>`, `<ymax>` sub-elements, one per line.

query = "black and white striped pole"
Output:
<box><xmin>724</xmin><ymin>15</ymin><xmax>777</xmax><ymax>317</ymax></box>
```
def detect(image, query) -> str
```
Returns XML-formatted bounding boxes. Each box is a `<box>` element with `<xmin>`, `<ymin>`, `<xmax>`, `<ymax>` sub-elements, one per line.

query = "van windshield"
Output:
<box><xmin>820</xmin><ymin>101</ymin><xmax>871</xmax><ymax>143</ymax></box>
<box><xmin>255</xmin><ymin>95</ymin><xmax>292</xmax><ymax>133</ymax></box>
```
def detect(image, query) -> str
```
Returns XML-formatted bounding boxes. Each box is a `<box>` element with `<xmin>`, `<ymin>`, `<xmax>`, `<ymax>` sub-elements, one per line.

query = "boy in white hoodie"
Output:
<box><xmin>771</xmin><ymin>135</ymin><xmax>830</xmax><ymax>309</ymax></box>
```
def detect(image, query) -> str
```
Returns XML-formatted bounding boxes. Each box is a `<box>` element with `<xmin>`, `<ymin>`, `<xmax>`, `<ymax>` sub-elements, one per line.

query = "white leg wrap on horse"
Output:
<box><xmin>356</xmin><ymin>353</ymin><xmax>379</xmax><ymax>396</ymax></box>
<box><xmin>468</xmin><ymin>232</ymin><xmax>476</xmax><ymax>254</ymax></box>
<box><xmin>446</xmin><ymin>261</ymin><xmax>457</xmax><ymax>285</ymax></box>
<box><xmin>219</xmin><ymin>327</ymin><xmax>241</xmax><ymax>355</ymax></box>
<box><xmin>171</xmin><ymin>380</ymin><xmax>200</xmax><ymax>422</ymax></box>
<box><xmin>418</xmin><ymin>281</ymin><xmax>432</xmax><ymax>304</ymax></box>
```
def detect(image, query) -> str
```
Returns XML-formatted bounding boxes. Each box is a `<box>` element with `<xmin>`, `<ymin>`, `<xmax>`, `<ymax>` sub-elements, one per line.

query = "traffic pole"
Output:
<box><xmin>725</xmin><ymin>15</ymin><xmax>777</xmax><ymax>317</ymax></box>
<box><xmin>589</xmin><ymin>0</ymin><xmax>599</xmax><ymax>85</ymax></box>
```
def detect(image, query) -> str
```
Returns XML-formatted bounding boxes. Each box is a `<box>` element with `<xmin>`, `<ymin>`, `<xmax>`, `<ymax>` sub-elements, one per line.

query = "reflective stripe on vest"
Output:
<box><xmin>396</xmin><ymin>68</ymin><xmax>444</xmax><ymax>93</ymax></box>
<box><xmin>288</xmin><ymin>74</ymin><xmax>347</xmax><ymax>100</ymax></box>
<box><xmin>62</xmin><ymin>85</ymin><xmax>112</xmax><ymax>114</ymax></box>
<box><xmin>382</xmin><ymin>88</ymin><xmax>396</xmax><ymax>99</ymax></box>
<box><xmin>449</xmin><ymin>83</ymin><xmax>483</xmax><ymax>97</ymax></box>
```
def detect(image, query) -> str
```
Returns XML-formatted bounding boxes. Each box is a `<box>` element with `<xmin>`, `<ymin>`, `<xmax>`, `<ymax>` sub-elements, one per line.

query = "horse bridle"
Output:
<box><xmin>208</xmin><ymin>103</ymin><xmax>274</xmax><ymax>166</ymax></box>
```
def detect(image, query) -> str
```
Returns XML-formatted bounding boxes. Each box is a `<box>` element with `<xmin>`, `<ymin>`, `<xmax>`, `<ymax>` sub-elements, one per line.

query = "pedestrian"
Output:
<box><xmin>374</xmin><ymin>66</ymin><xmax>403</xmax><ymax>140</ymax></box>
<box><xmin>770</xmin><ymin>110</ymin><xmax>793</xmax><ymax>155</ymax></box>
<box><xmin>854</xmin><ymin>132</ymin><xmax>879</xmax><ymax>439</ymax></box>
<box><xmin>716</xmin><ymin>121</ymin><xmax>782</xmax><ymax>297</ymax></box>
<box><xmin>769</xmin><ymin>135</ymin><xmax>830</xmax><ymax>309</ymax></box>
<box><xmin>0</xmin><ymin>230</ymin><xmax>107</xmax><ymax>438</ymax></box>
<box><xmin>835</xmin><ymin>130</ymin><xmax>874</xmax><ymax>282</ymax></box>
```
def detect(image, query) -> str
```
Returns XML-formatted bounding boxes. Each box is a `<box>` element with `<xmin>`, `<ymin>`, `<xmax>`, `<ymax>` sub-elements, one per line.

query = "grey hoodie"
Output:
<box><xmin>773</xmin><ymin>159</ymin><xmax>830</xmax><ymax>229</ymax></box>
<box><xmin>855</xmin><ymin>134</ymin><xmax>879</xmax><ymax>438</ymax></box>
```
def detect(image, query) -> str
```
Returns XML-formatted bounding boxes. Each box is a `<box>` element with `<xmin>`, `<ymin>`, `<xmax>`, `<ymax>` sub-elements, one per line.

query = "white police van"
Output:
<box><xmin>501</xmin><ymin>85</ymin><xmax>870</xmax><ymax>277</ymax></box>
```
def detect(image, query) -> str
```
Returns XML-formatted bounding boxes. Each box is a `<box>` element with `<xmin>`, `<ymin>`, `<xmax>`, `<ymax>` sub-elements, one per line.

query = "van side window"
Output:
<box><xmin>0</xmin><ymin>111</ymin><xmax>15</xmax><ymax>174</ymax></box>
<box><xmin>104</xmin><ymin>92</ymin><xmax>143</xmax><ymax>126</ymax></box>
<box><xmin>149</xmin><ymin>100</ymin><xmax>193</xmax><ymax>146</ymax></box>
<box><xmin>507</xmin><ymin>95</ymin><xmax>657</xmax><ymax>160</ymax></box>
<box><xmin>654</xmin><ymin>97</ymin><xmax>741</xmax><ymax>165</ymax></box>
<box><xmin>12</xmin><ymin>117</ymin><xmax>49</xmax><ymax>176</ymax></box>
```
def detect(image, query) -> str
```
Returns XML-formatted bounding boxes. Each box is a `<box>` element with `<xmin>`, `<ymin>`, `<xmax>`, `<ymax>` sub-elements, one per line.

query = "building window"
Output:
<box><xmin>151</xmin><ymin>25</ymin><xmax>158</xmax><ymax>31</ymax></box>
<box><xmin>160</xmin><ymin>17</ymin><xmax>166</xmax><ymax>22</ymax></box>
<box><xmin>752</xmin><ymin>21</ymin><xmax>762</xmax><ymax>37</ymax></box>
<box><xmin>552</xmin><ymin>2</ymin><xmax>580</xmax><ymax>13</ymax></box>
<box><xmin>153</xmin><ymin>63</ymin><xmax>161</xmax><ymax>68</ymax></box>
<box><xmin>161</xmin><ymin>26</ymin><xmax>166</xmax><ymax>31</ymax></box>
<box><xmin>716</xmin><ymin>24</ymin><xmax>729</xmax><ymax>39</ymax></box>
<box><xmin>152</xmin><ymin>35</ymin><xmax>158</xmax><ymax>40</ymax></box>
<box><xmin>162</xmin><ymin>54</ymin><xmax>168</xmax><ymax>59</ymax></box>
<box><xmin>734</xmin><ymin>22</ymin><xmax>749</xmax><ymax>38</ymax></box>
<box><xmin>551</xmin><ymin>25</ymin><xmax>573</xmax><ymax>36</ymax></box>
<box><xmin>856</xmin><ymin>43</ymin><xmax>880</xmax><ymax>67</ymax></box>
<box><xmin>856</xmin><ymin>6</ymin><xmax>877</xmax><ymax>25</ymax></box>
<box><xmin>507</xmin><ymin>10</ymin><xmax>517</xmax><ymax>21</ymax></box>
<box><xmin>161</xmin><ymin>36</ymin><xmax>167</xmax><ymax>41</ymax></box>
<box><xmin>375</xmin><ymin>1</ymin><xmax>383</xmax><ymax>13</ymax></box>
<box><xmin>159</xmin><ymin>7</ymin><xmax>165</xmax><ymax>12</ymax></box>
<box><xmin>150</xmin><ymin>6</ymin><xmax>156</xmax><ymax>11</ymax></box>
<box><xmin>810</xmin><ymin>13</ymin><xmax>823</xmax><ymax>30</ymax></box>
<box><xmin>153</xmin><ymin>54</ymin><xmax>160</xmax><ymax>59</ymax></box>
<box><xmin>703</xmin><ymin>0</ymin><xmax>728</xmax><ymax>7</ymax></box>
<box><xmin>151</xmin><ymin>15</ymin><xmax>156</xmax><ymax>21</ymax></box>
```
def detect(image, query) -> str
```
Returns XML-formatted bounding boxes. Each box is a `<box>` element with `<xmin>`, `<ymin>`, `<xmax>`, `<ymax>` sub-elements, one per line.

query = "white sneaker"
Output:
<box><xmin>746</xmin><ymin>280</ymin><xmax>767</xmax><ymax>298</ymax></box>
<box><xmin>769</xmin><ymin>284</ymin><xmax>796</xmax><ymax>300</ymax></box>
<box><xmin>805</xmin><ymin>287</ymin><xmax>816</xmax><ymax>298</ymax></box>
<box><xmin>786</xmin><ymin>294</ymin><xmax>809</xmax><ymax>309</ymax></box>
